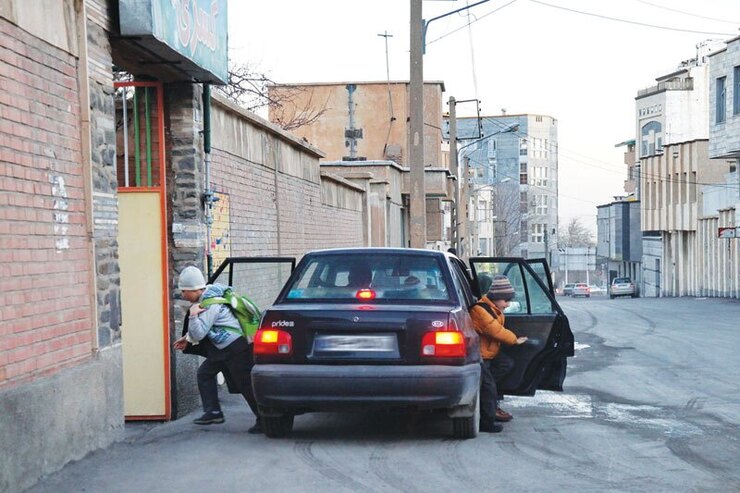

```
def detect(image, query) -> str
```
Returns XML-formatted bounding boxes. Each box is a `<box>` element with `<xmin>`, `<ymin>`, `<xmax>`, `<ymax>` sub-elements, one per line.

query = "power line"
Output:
<box><xmin>529</xmin><ymin>0</ymin><xmax>737</xmax><ymax>36</ymax></box>
<box><xmin>427</xmin><ymin>0</ymin><xmax>519</xmax><ymax>45</ymax></box>
<box><xmin>478</xmin><ymin>116</ymin><xmax>740</xmax><ymax>188</ymax></box>
<box><xmin>635</xmin><ymin>0</ymin><xmax>740</xmax><ymax>26</ymax></box>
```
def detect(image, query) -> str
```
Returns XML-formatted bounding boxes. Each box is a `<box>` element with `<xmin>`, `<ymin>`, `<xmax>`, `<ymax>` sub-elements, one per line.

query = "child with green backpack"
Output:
<box><xmin>173</xmin><ymin>266</ymin><xmax>263</xmax><ymax>433</ymax></box>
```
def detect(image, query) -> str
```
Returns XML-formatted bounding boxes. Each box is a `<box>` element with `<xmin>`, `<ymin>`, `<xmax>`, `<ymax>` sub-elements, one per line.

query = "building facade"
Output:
<box><xmin>267</xmin><ymin>81</ymin><xmax>456</xmax><ymax>249</ymax></box>
<box><xmin>597</xmin><ymin>200</ymin><xmax>643</xmax><ymax>288</ymax></box>
<box><xmin>637</xmin><ymin>40</ymin><xmax>735</xmax><ymax>297</ymax></box>
<box><xmin>448</xmin><ymin>114</ymin><xmax>559</xmax><ymax>263</ymax></box>
<box><xmin>0</xmin><ymin>2</ymin><xmax>384</xmax><ymax>491</ymax></box>
<box><xmin>706</xmin><ymin>35</ymin><xmax>740</xmax><ymax>298</ymax></box>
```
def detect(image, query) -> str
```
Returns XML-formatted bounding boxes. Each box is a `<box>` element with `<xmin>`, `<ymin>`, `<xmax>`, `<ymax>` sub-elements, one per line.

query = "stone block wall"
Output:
<box><xmin>165</xmin><ymin>82</ymin><xmax>206</xmax><ymax>417</ymax></box>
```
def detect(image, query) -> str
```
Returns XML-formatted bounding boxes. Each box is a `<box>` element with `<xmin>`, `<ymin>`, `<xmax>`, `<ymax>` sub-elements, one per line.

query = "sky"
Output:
<box><xmin>227</xmin><ymin>0</ymin><xmax>740</xmax><ymax>234</ymax></box>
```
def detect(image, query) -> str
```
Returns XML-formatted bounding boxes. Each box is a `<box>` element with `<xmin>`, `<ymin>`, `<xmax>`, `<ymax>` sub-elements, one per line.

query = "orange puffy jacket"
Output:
<box><xmin>469</xmin><ymin>295</ymin><xmax>518</xmax><ymax>359</ymax></box>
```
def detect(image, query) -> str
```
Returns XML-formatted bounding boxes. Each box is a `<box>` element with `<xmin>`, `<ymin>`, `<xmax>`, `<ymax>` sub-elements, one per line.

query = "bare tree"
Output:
<box><xmin>215</xmin><ymin>62</ymin><xmax>329</xmax><ymax>131</ymax></box>
<box><xmin>490</xmin><ymin>182</ymin><xmax>523</xmax><ymax>256</ymax></box>
<box><xmin>558</xmin><ymin>217</ymin><xmax>595</xmax><ymax>248</ymax></box>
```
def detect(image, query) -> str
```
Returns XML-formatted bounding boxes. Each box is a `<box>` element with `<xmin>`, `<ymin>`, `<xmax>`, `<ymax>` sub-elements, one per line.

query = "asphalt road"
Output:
<box><xmin>26</xmin><ymin>296</ymin><xmax>740</xmax><ymax>493</ymax></box>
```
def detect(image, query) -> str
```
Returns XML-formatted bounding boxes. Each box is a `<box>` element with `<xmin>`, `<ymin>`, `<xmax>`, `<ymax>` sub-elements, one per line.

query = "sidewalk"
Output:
<box><xmin>26</xmin><ymin>393</ymin><xmax>268</xmax><ymax>493</ymax></box>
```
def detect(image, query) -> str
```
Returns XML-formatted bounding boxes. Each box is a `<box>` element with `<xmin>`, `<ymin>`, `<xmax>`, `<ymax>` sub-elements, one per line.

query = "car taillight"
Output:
<box><xmin>254</xmin><ymin>329</ymin><xmax>292</xmax><ymax>355</ymax></box>
<box><xmin>421</xmin><ymin>330</ymin><xmax>465</xmax><ymax>358</ymax></box>
<box><xmin>356</xmin><ymin>289</ymin><xmax>376</xmax><ymax>300</ymax></box>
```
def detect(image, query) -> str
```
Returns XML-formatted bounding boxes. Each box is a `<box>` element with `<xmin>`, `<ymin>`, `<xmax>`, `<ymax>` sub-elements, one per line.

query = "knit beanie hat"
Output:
<box><xmin>178</xmin><ymin>266</ymin><xmax>206</xmax><ymax>291</ymax></box>
<box><xmin>487</xmin><ymin>275</ymin><xmax>515</xmax><ymax>301</ymax></box>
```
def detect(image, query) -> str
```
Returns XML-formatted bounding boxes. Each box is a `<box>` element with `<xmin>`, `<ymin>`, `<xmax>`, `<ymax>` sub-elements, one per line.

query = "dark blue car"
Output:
<box><xmin>212</xmin><ymin>248</ymin><xmax>574</xmax><ymax>439</ymax></box>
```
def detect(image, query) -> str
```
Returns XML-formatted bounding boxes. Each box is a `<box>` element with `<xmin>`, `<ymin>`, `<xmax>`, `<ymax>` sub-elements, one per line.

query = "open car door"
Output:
<box><xmin>208</xmin><ymin>257</ymin><xmax>296</xmax><ymax>313</ymax></box>
<box><xmin>469</xmin><ymin>257</ymin><xmax>574</xmax><ymax>395</ymax></box>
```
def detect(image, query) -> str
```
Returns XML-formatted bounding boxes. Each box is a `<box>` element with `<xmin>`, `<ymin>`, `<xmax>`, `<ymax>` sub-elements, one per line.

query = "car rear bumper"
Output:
<box><xmin>610</xmin><ymin>288</ymin><xmax>634</xmax><ymax>295</ymax></box>
<box><xmin>252</xmin><ymin>363</ymin><xmax>480</xmax><ymax>413</ymax></box>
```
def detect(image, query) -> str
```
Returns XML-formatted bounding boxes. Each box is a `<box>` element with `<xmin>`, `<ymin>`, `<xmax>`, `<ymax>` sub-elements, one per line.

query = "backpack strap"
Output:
<box><xmin>475</xmin><ymin>301</ymin><xmax>498</xmax><ymax>320</ymax></box>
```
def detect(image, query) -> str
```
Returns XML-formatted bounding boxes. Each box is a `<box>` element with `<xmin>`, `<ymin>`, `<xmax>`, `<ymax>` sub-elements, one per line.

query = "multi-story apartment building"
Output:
<box><xmin>597</xmin><ymin>198</ymin><xmax>643</xmax><ymax>288</ymax></box>
<box><xmin>445</xmin><ymin>114</ymin><xmax>559</xmax><ymax>263</ymax></box>
<box><xmin>705</xmin><ymin>36</ymin><xmax>740</xmax><ymax>297</ymax></box>
<box><xmin>638</xmin><ymin>40</ymin><xmax>730</xmax><ymax>296</ymax></box>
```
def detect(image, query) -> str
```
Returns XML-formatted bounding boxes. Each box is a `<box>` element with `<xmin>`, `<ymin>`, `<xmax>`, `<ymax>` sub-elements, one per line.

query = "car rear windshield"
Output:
<box><xmin>283</xmin><ymin>253</ymin><xmax>452</xmax><ymax>303</ymax></box>
<box><xmin>613</xmin><ymin>277</ymin><xmax>631</xmax><ymax>284</ymax></box>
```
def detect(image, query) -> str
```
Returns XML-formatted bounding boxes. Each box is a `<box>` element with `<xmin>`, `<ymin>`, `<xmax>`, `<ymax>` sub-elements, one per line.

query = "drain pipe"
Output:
<box><xmin>202</xmin><ymin>83</ymin><xmax>215</xmax><ymax>277</ymax></box>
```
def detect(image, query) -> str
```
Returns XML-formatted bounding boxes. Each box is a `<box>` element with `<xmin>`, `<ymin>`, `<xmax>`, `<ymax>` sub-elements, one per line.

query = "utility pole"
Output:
<box><xmin>408</xmin><ymin>0</ymin><xmax>490</xmax><ymax>250</ymax></box>
<box><xmin>409</xmin><ymin>0</ymin><xmax>426</xmax><ymax>248</ymax></box>
<box><xmin>460</xmin><ymin>155</ymin><xmax>470</xmax><ymax>257</ymax></box>
<box><xmin>448</xmin><ymin>96</ymin><xmax>458</xmax><ymax>251</ymax></box>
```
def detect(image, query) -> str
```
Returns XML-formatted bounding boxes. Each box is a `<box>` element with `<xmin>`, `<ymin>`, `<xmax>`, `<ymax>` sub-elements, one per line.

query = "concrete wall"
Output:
<box><xmin>641</xmin><ymin>234</ymin><xmax>663</xmax><ymax>297</ymax></box>
<box><xmin>0</xmin><ymin>1</ymin><xmax>124</xmax><ymax>491</ymax></box>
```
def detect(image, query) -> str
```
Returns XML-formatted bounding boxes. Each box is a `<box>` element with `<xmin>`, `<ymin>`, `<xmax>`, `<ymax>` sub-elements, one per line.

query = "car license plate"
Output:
<box><xmin>314</xmin><ymin>334</ymin><xmax>397</xmax><ymax>352</ymax></box>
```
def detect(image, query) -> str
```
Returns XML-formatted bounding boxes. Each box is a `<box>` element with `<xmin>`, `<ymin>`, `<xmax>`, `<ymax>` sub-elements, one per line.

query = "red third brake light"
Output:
<box><xmin>421</xmin><ymin>331</ymin><xmax>465</xmax><ymax>358</ymax></box>
<box><xmin>254</xmin><ymin>329</ymin><xmax>292</xmax><ymax>355</ymax></box>
<box><xmin>356</xmin><ymin>289</ymin><xmax>376</xmax><ymax>300</ymax></box>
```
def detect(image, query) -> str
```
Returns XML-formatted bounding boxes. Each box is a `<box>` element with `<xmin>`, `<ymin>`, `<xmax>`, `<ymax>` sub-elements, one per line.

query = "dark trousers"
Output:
<box><xmin>480</xmin><ymin>352</ymin><xmax>515</xmax><ymax>427</ymax></box>
<box><xmin>197</xmin><ymin>337</ymin><xmax>260</xmax><ymax>419</ymax></box>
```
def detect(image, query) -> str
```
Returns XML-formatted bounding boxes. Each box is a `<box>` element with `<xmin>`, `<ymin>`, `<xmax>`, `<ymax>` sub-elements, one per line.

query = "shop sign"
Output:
<box><xmin>120</xmin><ymin>0</ymin><xmax>228</xmax><ymax>83</ymax></box>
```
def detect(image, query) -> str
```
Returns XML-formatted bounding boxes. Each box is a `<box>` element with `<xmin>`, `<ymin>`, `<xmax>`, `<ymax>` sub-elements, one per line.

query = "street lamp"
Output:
<box><xmin>456</xmin><ymin>123</ymin><xmax>519</xmax><ymax>258</ymax></box>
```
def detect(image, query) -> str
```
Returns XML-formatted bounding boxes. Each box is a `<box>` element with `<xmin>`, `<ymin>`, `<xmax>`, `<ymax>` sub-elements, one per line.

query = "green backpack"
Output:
<box><xmin>200</xmin><ymin>289</ymin><xmax>262</xmax><ymax>338</ymax></box>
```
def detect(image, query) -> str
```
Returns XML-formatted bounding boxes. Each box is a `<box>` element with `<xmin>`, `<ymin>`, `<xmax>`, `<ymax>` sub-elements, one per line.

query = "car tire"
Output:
<box><xmin>452</xmin><ymin>391</ymin><xmax>480</xmax><ymax>439</ymax></box>
<box><xmin>262</xmin><ymin>414</ymin><xmax>294</xmax><ymax>438</ymax></box>
<box><xmin>610</xmin><ymin>295</ymin><xmax>615</xmax><ymax>299</ymax></box>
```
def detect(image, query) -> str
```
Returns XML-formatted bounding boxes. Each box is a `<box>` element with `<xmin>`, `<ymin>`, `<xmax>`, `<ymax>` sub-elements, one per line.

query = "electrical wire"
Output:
<box><xmin>635</xmin><ymin>0</ymin><xmax>740</xmax><ymax>26</ymax></box>
<box><xmin>478</xmin><ymin>116</ymin><xmax>740</xmax><ymax>188</ymax></box>
<box><xmin>427</xmin><ymin>0</ymin><xmax>519</xmax><ymax>46</ymax></box>
<box><xmin>529</xmin><ymin>0</ymin><xmax>737</xmax><ymax>37</ymax></box>
<box><xmin>465</xmin><ymin>4</ymin><xmax>481</xmax><ymax>106</ymax></box>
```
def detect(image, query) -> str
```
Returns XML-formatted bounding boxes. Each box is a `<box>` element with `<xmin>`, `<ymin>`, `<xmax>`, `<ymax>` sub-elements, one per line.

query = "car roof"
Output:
<box><xmin>303</xmin><ymin>247</ymin><xmax>449</xmax><ymax>258</ymax></box>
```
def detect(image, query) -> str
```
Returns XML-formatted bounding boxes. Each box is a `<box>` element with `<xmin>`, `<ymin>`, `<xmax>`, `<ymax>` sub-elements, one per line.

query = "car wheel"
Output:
<box><xmin>586</xmin><ymin>294</ymin><xmax>590</xmax><ymax>298</ymax></box>
<box><xmin>610</xmin><ymin>295</ymin><xmax>615</xmax><ymax>299</ymax></box>
<box><xmin>262</xmin><ymin>414</ymin><xmax>294</xmax><ymax>438</ymax></box>
<box><xmin>452</xmin><ymin>391</ymin><xmax>480</xmax><ymax>439</ymax></box>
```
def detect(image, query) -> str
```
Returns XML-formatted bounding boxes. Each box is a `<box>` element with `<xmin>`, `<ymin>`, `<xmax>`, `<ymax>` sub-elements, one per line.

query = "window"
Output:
<box><xmin>531</xmin><ymin>223</ymin><xmax>544</xmax><ymax>243</ymax></box>
<box><xmin>285</xmin><ymin>253</ymin><xmax>451</xmax><ymax>302</ymax></box>
<box><xmin>734</xmin><ymin>66</ymin><xmax>740</xmax><ymax>115</ymax></box>
<box><xmin>641</xmin><ymin>121</ymin><xmax>663</xmax><ymax>156</ymax></box>
<box><xmin>716</xmin><ymin>76</ymin><xmax>727</xmax><ymax>123</ymax></box>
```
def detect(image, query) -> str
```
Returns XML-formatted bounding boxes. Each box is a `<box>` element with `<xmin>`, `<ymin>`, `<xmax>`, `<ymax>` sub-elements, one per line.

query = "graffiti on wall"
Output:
<box><xmin>211</xmin><ymin>191</ymin><xmax>230</xmax><ymax>268</ymax></box>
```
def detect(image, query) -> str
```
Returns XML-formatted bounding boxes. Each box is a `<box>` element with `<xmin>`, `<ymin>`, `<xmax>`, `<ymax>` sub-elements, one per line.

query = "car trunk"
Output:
<box><xmin>261</xmin><ymin>303</ymin><xmax>457</xmax><ymax>365</ymax></box>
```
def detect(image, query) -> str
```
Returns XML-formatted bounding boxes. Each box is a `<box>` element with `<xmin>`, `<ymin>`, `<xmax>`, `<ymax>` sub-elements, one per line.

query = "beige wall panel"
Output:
<box><xmin>119</xmin><ymin>192</ymin><xmax>166</xmax><ymax>417</ymax></box>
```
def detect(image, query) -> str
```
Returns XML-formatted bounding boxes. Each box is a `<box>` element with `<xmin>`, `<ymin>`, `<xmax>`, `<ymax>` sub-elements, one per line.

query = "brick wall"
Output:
<box><xmin>0</xmin><ymin>17</ymin><xmax>94</xmax><ymax>386</ymax></box>
<box><xmin>209</xmin><ymin>143</ymin><xmax>365</xmax><ymax>258</ymax></box>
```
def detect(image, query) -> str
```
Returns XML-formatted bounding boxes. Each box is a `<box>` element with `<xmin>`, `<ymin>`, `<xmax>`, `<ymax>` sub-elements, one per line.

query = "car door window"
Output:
<box><xmin>209</xmin><ymin>257</ymin><xmax>296</xmax><ymax>310</ymax></box>
<box><xmin>526</xmin><ymin>258</ymin><xmax>554</xmax><ymax>295</ymax></box>
<box><xmin>522</xmin><ymin>265</ymin><xmax>555</xmax><ymax>314</ymax></box>
<box><xmin>468</xmin><ymin>261</ymin><xmax>528</xmax><ymax>314</ymax></box>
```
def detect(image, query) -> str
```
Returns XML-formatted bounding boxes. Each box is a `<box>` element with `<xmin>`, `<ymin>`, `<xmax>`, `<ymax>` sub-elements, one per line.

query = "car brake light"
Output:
<box><xmin>254</xmin><ymin>329</ymin><xmax>292</xmax><ymax>355</ymax></box>
<box><xmin>356</xmin><ymin>289</ymin><xmax>376</xmax><ymax>300</ymax></box>
<box><xmin>421</xmin><ymin>330</ymin><xmax>465</xmax><ymax>358</ymax></box>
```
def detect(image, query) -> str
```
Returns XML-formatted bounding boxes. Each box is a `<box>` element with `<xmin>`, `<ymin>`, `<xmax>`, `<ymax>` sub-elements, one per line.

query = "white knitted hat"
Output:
<box><xmin>178</xmin><ymin>266</ymin><xmax>206</xmax><ymax>290</ymax></box>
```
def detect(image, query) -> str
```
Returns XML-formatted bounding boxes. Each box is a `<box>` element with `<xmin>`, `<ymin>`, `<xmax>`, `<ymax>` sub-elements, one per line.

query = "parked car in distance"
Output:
<box><xmin>610</xmin><ymin>277</ymin><xmax>638</xmax><ymax>298</ymax></box>
<box><xmin>562</xmin><ymin>283</ymin><xmax>575</xmax><ymax>296</ymax></box>
<box><xmin>572</xmin><ymin>283</ymin><xmax>590</xmax><ymax>298</ymax></box>
<box><xmin>588</xmin><ymin>284</ymin><xmax>606</xmax><ymax>295</ymax></box>
<box><xmin>220</xmin><ymin>248</ymin><xmax>574</xmax><ymax>439</ymax></box>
